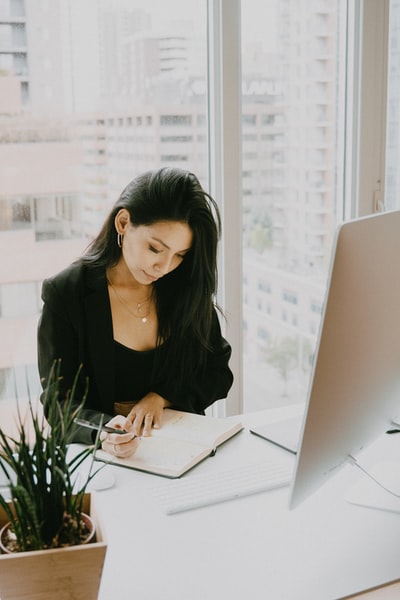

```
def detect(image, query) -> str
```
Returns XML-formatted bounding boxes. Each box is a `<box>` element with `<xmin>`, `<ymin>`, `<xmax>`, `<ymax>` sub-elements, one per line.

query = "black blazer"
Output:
<box><xmin>37</xmin><ymin>262</ymin><xmax>234</xmax><ymax>442</ymax></box>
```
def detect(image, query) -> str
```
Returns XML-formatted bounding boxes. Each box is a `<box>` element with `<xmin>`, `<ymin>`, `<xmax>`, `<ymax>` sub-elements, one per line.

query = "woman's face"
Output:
<box><xmin>116</xmin><ymin>211</ymin><xmax>193</xmax><ymax>285</ymax></box>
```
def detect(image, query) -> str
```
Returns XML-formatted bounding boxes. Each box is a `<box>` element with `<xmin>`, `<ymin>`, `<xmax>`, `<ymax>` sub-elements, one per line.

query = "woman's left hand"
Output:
<box><xmin>126</xmin><ymin>392</ymin><xmax>170</xmax><ymax>437</ymax></box>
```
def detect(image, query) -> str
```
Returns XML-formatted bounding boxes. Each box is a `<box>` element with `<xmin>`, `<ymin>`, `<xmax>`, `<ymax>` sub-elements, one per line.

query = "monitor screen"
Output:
<box><xmin>289</xmin><ymin>210</ymin><xmax>400</xmax><ymax>509</ymax></box>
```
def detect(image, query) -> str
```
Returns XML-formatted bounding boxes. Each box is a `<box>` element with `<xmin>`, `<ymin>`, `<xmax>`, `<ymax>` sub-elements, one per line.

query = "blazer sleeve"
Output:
<box><xmin>38</xmin><ymin>276</ymin><xmax>81</xmax><ymax>399</ymax></box>
<box><xmin>37</xmin><ymin>273</ymin><xmax>113</xmax><ymax>444</ymax></box>
<box><xmin>153</xmin><ymin>310</ymin><xmax>234</xmax><ymax>415</ymax></box>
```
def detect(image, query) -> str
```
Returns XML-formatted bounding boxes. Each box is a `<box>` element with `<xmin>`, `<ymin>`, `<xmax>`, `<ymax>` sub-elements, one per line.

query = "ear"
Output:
<box><xmin>114</xmin><ymin>209</ymin><xmax>131</xmax><ymax>234</ymax></box>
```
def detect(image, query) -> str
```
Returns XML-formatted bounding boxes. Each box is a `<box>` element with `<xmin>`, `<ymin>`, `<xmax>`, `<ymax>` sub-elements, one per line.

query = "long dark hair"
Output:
<box><xmin>81</xmin><ymin>167</ymin><xmax>222</xmax><ymax>385</ymax></box>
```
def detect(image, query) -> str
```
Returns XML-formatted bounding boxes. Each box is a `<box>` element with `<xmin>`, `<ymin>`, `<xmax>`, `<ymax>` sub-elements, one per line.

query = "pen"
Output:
<box><xmin>74</xmin><ymin>418</ymin><xmax>128</xmax><ymax>435</ymax></box>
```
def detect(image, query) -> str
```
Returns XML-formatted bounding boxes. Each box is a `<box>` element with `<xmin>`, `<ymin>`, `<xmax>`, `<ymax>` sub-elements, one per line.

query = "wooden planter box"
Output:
<box><xmin>0</xmin><ymin>493</ymin><xmax>107</xmax><ymax>600</ymax></box>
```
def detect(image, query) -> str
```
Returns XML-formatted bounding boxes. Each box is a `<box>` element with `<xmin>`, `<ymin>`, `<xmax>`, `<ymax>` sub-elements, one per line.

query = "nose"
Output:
<box><xmin>155</xmin><ymin>254</ymin><xmax>175</xmax><ymax>275</ymax></box>
<box><xmin>154</xmin><ymin>258</ymin><xmax>169</xmax><ymax>275</ymax></box>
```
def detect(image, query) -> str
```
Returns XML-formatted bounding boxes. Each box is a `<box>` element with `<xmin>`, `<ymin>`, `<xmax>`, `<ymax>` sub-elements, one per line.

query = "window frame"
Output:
<box><xmin>347</xmin><ymin>0</ymin><xmax>389</xmax><ymax>218</ymax></box>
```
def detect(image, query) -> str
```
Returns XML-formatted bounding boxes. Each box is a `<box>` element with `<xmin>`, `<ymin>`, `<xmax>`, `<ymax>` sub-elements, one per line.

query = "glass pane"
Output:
<box><xmin>0</xmin><ymin>0</ymin><xmax>207</xmax><ymax>406</ymax></box>
<box><xmin>241</xmin><ymin>0</ymin><xmax>348</xmax><ymax>412</ymax></box>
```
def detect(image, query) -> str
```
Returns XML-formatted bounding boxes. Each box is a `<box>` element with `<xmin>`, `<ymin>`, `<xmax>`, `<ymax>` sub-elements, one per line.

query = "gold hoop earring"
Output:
<box><xmin>117</xmin><ymin>233</ymin><xmax>123</xmax><ymax>248</ymax></box>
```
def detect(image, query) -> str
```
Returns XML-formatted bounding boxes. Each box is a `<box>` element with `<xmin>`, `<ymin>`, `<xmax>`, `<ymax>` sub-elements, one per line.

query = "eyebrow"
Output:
<box><xmin>151</xmin><ymin>237</ymin><xmax>191</xmax><ymax>254</ymax></box>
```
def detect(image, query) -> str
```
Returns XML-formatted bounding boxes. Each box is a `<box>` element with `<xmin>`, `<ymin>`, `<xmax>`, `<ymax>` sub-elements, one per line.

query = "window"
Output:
<box><xmin>0</xmin><ymin>0</ymin><xmax>395</xmax><ymax>418</ymax></box>
<box><xmin>160</xmin><ymin>115</ymin><xmax>192</xmax><ymax>126</ymax></box>
<box><xmin>241</xmin><ymin>0</ymin><xmax>348</xmax><ymax>412</ymax></box>
<box><xmin>0</xmin><ymin>282</ymin><xmax>39</xmax><ymax>318</ymax></box>
<box><xmin>0</xmin><ymin>0</ymin><xmax>208</xmax><ymax>404</ymax></box>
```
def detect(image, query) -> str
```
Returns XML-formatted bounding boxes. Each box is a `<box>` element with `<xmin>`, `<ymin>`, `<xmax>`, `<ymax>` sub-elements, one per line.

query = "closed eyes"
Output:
<box><xmin>149</xmin><ymin>245</ymin><xmax>187</xmax><ymax>260</ymax></box>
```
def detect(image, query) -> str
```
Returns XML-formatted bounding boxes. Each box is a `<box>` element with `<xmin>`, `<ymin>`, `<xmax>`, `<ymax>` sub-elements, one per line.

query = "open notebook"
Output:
<box><xmin>95</xmin><ymin>409</ymin><xmax>243</xmax><ymax>478</ymax></box>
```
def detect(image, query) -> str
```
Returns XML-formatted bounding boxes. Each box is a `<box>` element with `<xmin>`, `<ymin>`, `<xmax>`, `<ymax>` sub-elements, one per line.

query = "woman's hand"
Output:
<box><xmin>100</xmin><ymin>415</ymin><xmax>139</xmax><ymax>458</ymax></box>
<box><xmin>127</xmin><ymin>392</ymin><xmax>170</xmax><ymax>437</ymax></box>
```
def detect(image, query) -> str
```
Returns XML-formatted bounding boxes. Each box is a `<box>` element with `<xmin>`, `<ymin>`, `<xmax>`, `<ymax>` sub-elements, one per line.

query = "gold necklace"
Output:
<box><xmin>107</xmin><ymin>279</ymin><xmax>152</xmax><ymax>324</ymax></box>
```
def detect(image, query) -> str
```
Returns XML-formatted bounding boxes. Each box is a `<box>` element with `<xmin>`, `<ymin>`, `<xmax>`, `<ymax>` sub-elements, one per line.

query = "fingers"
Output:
<box><xmin>142</xmin><ymin>413</ymin><xmax>153</xmax><ymax>437</ymax></box>
<box><xmin>101</xmin><ymin>415</ymin><xmax>138</xmax><ymax>458</ymax></box>
<box><xmin>127</xmin><ymin>411</ymin><xmax>157</xmax><ymax>437</ymax></box>
<box><xmin>101</xmin><ymin>436</ymin><xmax>139</xmax><ymax>459</ymax></box>
<box><xmin>127</xmin><ymin>411</ymin><xmax>149</xmax><ymax>437</ymax></box>
<box><xmin>105</xmin><ymin>414</ymin><xmax>132</xmax><ymax>433</ymax></box>
<box><xmin>124</xmin><ymin>393</ymin><xmax>167</xmax><ymax>436</ymax></box>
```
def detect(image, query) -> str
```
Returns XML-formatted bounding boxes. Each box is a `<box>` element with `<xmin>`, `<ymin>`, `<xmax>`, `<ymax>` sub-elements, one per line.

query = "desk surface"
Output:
<box><xmin>89</xmin><ymin>404</ymin><xmax>400</xmax><ymax>600</ymax></box>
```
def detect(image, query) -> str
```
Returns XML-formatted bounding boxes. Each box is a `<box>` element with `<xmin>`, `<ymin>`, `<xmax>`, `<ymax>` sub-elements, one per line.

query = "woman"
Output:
<box><xmin>37</xmin><ymin>167</ymin><xmax>233</xmax><ymax>458</ymax></box>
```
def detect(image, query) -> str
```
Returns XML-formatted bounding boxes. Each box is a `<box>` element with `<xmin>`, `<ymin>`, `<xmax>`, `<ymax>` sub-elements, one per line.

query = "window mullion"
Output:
<box><xmin>351</xmin><ymin>0</ymin><xmax>389</xmax><ymax>216</ymax></box>
<box><xmin>207</xmin><ymin>0</ymin><xmax>243</xmax><ymax>416</ymax></box>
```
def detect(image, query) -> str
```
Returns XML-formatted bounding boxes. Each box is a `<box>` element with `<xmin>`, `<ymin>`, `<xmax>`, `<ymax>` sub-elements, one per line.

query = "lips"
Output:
<box><xmin>144</xmin><ymin>271</ymin><xmax>159</xmax><ymax>282</ymax></box>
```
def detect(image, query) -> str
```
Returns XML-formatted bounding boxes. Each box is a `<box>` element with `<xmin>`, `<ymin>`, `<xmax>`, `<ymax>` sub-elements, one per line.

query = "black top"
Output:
<box><xmin>114</xmin><ymin>341</ymin><xmax>156</xmax><ymax>403</ymax></box>
<box><xmin>37</xmin><ymin>262</ymin><xmax>234</xmax><ymax>444</ymax></box>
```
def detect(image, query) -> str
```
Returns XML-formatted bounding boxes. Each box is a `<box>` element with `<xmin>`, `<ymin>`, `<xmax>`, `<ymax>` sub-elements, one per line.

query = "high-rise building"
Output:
<box><xmin>241</xmin><ymin>0</ymin><xmax>342</xmax><ymax>407</ymax></box>
<box><xmin>0</xmin><ymin>0</ymin><xmax>29</xmax><ymax>106</ymax></box>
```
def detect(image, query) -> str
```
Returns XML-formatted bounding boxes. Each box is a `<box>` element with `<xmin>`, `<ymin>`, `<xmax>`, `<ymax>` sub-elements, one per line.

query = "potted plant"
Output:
<box><xmin>0</xmin><ymin>361</ymin><xmax>107</xmax><ymax>600</ymax></box>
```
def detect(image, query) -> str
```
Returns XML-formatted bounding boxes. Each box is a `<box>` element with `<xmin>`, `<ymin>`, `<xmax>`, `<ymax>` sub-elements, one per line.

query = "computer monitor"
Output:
<box><xmin>289</xmin><ymin>209</ymin><xmax>400</xmax><ymax>509</ymax></box>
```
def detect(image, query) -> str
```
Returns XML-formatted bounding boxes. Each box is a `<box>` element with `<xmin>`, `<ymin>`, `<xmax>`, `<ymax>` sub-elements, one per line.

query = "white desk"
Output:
<box><xmin>90</xmin><ymin>404</ymin><xmax>400</xmax><ymax>600</ymax></box>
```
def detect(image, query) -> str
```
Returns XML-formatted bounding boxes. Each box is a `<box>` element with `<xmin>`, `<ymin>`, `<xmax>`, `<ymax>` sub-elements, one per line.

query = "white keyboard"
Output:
<box><xmin>153</xmin><ymin>459</ymin><xmax>294</xmax><ymax>515</ymax></box>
